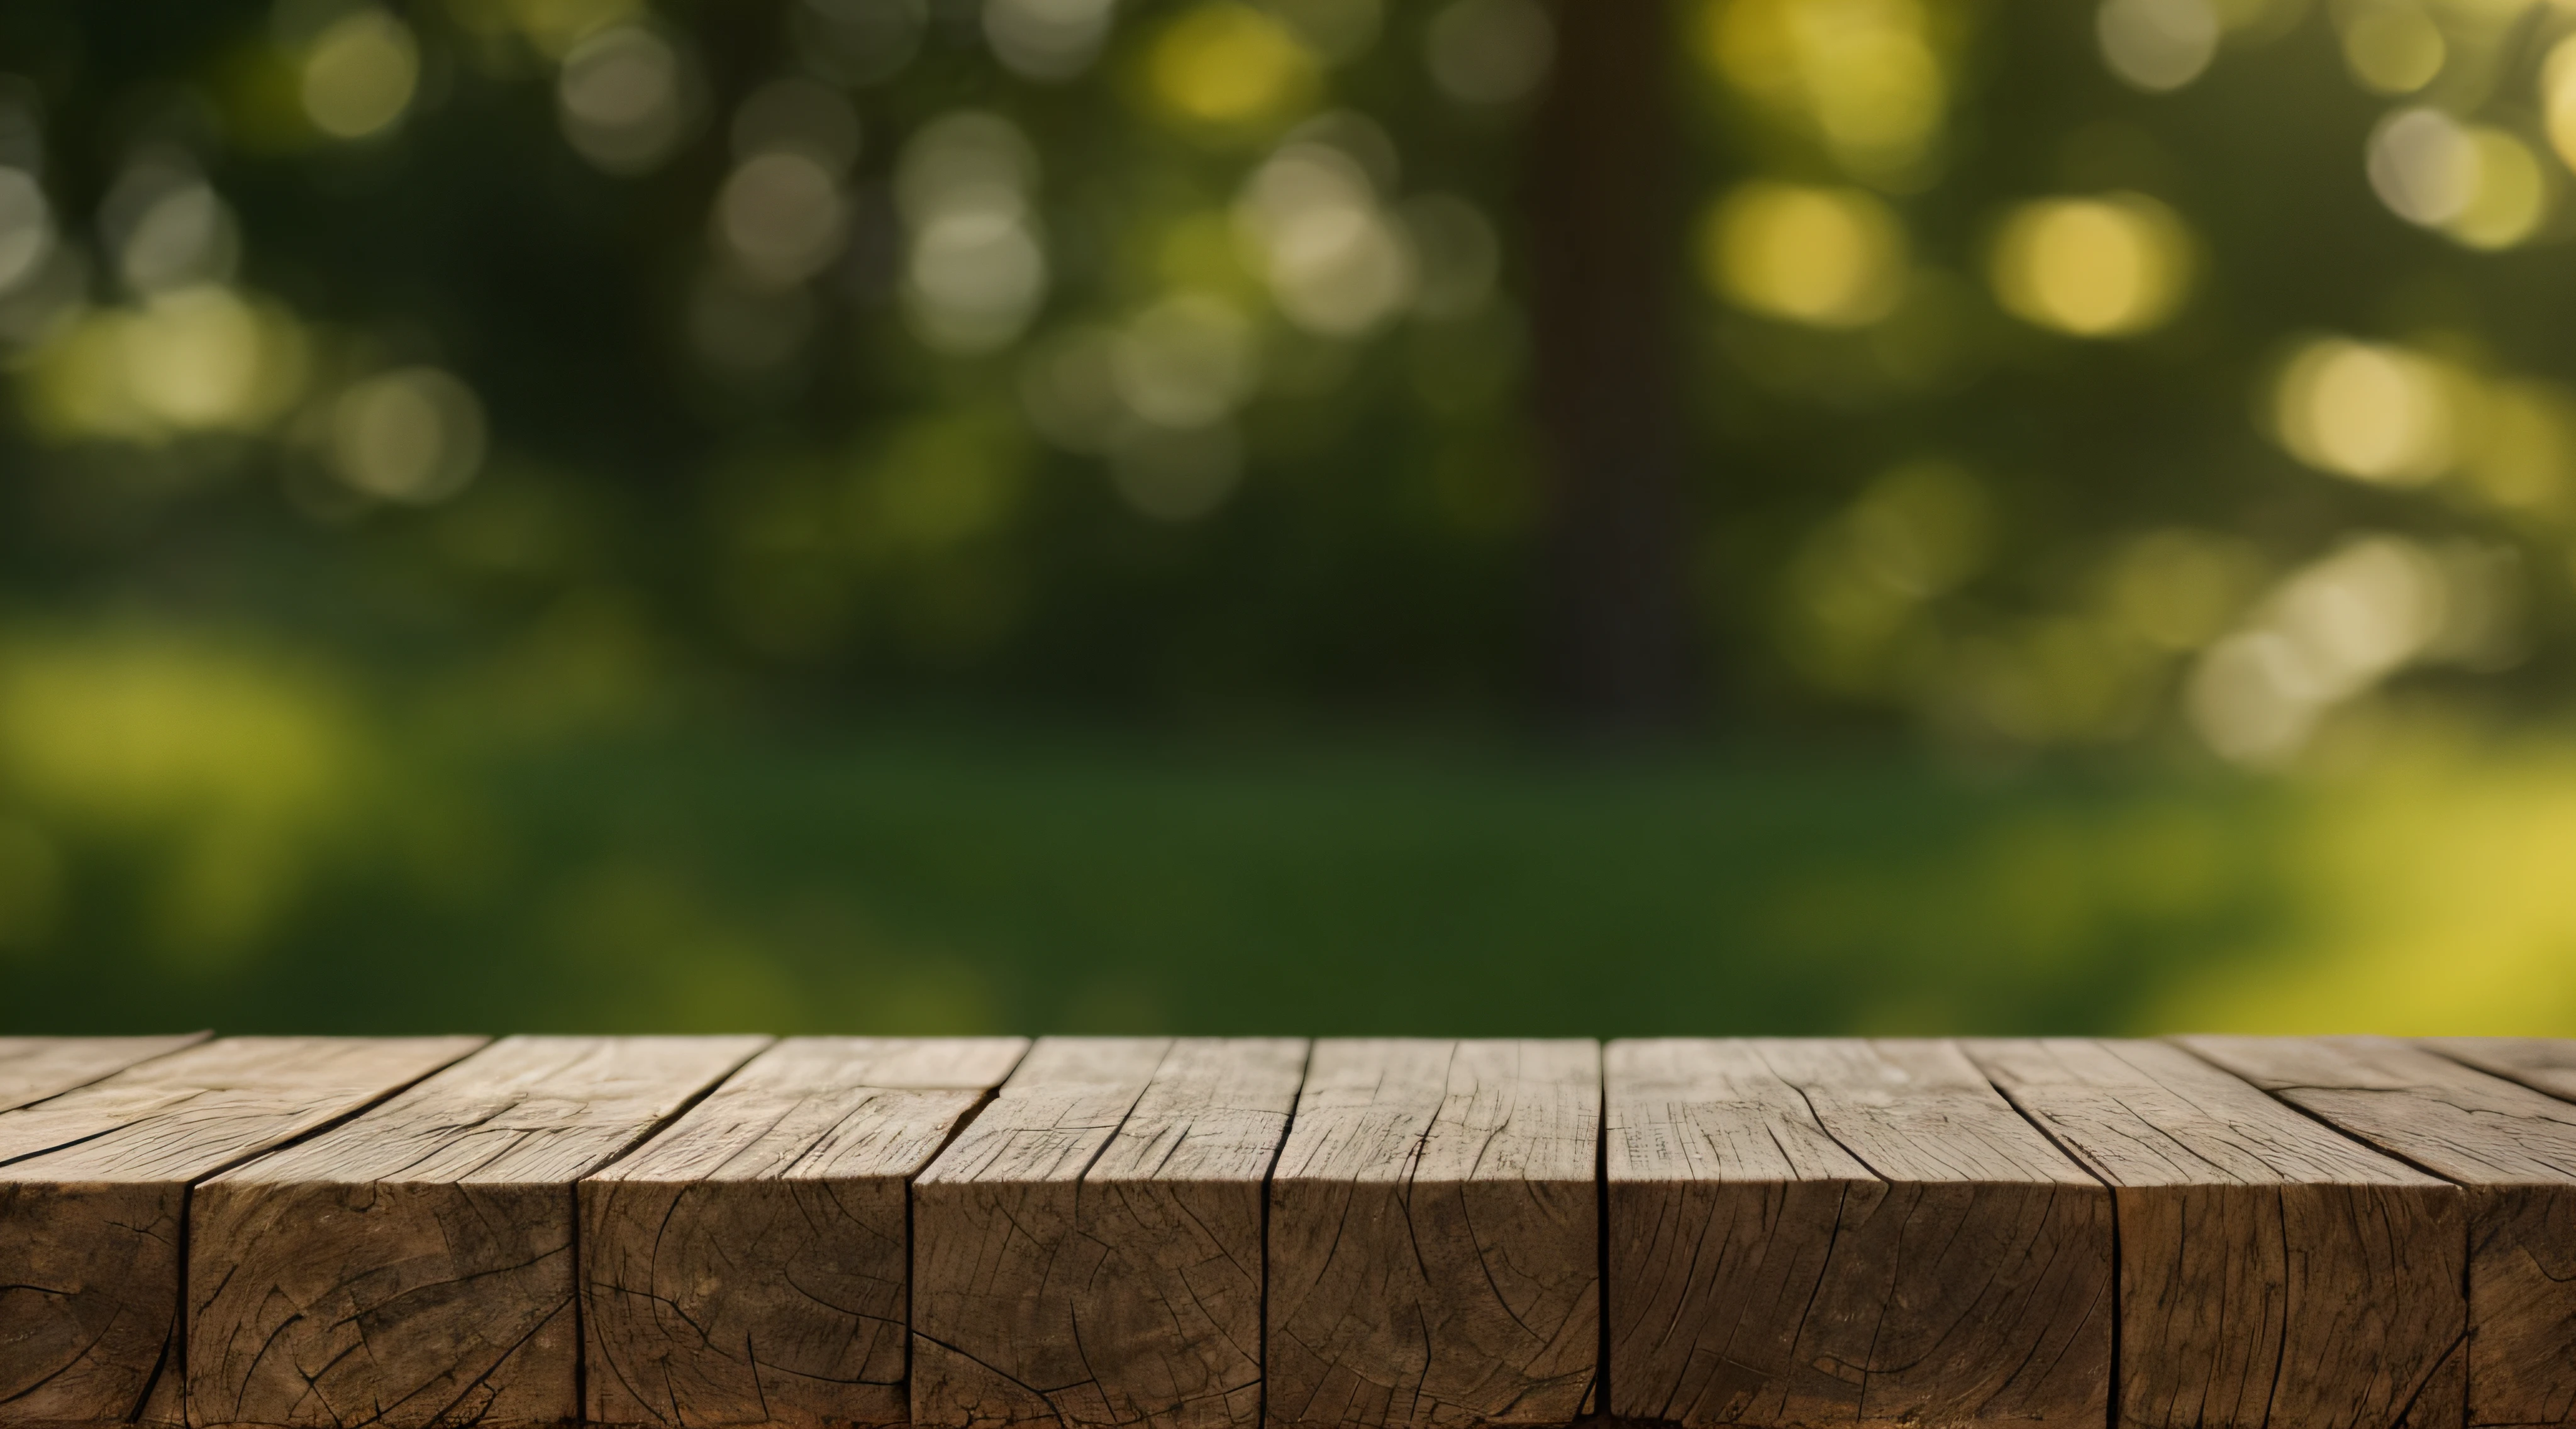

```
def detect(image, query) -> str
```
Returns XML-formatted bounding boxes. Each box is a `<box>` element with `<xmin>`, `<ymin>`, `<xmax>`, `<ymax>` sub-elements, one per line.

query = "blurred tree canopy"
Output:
<box><xmin>5</xmin><ymin>0</ymin><xmax>2576</xmax><ymax>762</ymax></box>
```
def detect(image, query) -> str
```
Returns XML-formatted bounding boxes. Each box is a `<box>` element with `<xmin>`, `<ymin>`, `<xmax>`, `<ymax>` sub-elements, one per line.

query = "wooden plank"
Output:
<box><xmin>0</xmin><ymin>1035</ymin><xmax>484</xmax><ymax>1429</ymax></box>
<box><xmin>1266</xmin><ymin>1038</ymin><xmax>1597</xmax><ymax>1429</ymax></box>
<box><xmin>0</xmin><ymin>1033</ymin><xmax>209</xmax><ymax>1114</ymax></box>
<box><xmin>584</xmin><ymin>1036</ymin><xmax>1030</xmax><ymax>1429</ymax></box>
<box><xmin>1967</xmin><ymin>1038</ymin><xmax>2465</xmax><ymax>1429</ymax></box>
<box><xmin>2422</xmin><ymin>1037</ymin><xmax>2576</xmax><ymax>1101</ymax></box>
<box><xmin>2180</xmin><ymin>1035</ymin><xmax>2576</xmax><ymax>1429</ymax></box>
<box><xmin>1064</xmin><ymin>1038</ymin><xmax>1305</xmax><ymax>1429</ymax></box>
<box><xmin>909</xmin><ymin>1036</ymin><xmax>1171</xmax><ymax>1429</ymax></box>
<box><xmin>1603</xmin><ymin>1037</ymin><xmax>1874</xmax><ymax>1427</ymax></box>
<box><xmin>912</xmin><ymin>1037</ymin><xmax>1309</xmax><ymax>1429</ymax></box>
<box><xmin>1605</xmin><ymin>1038</ymin><xmax>2112</xmax><ymax>1429</ymax></box>
<box><xmin>187</xmin><ymin>1035</ymin><xmax>769</xmax><ymax>1429</ymax></box>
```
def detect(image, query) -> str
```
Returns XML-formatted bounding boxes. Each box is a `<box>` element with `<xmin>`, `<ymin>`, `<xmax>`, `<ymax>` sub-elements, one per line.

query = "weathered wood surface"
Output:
<box><xmin>912</xmin><ymin>1037</ymin><xmax>1169</xmax><ymax>1429</ymax></box>
<box><xmin>0</xmin><ymin>1034</ymin><xmax>208</xmax><ymax>1114</ymax></box>
<box><xmin>2182</xmin><ymin>1035</ymin><xmax>2576</xmax><ymax>1429</ymax></box>
<box><xmin>1604</xmin><ymin>1039</ymin><xmax>2111</xmax><ymax>1429</ymax></box>
<box><xmin>1070</xmin><ymin>1038</ymin><xmax>1306</xmax><ymax>1429</ymax></box>
<box><xmin>584</xmin><ymin>1037</ymin><xmax>1028</xmax><ymax>1429</ymax></box>
<box><xmin>913</xmin><ymin>1037</ymin><xmax>1307</xmax><ymax>1429</ymax></box>
<box><xmin>1968</xmin><ymin>1038</ymin><xmax>2464</xmax><ymax>1429</ymax></box>
<box><xmin>1603</xmin><ymin>1037</ymin><xmax>1874</xmax><ymax>1426</ymax></box>
<box><xmin>2424</xmin><ymin>1037</ymin><xmax>2576</xmax><ymax>1102</ymax></box>
<box><xmin>1266</xmin><ymin>1038</ymin><xmax>1599</xmax><ymax>1429</ymax></box>
<box><xmin>0</xmin><ymin>1035</ymin><xmax>483</xmax><ymax>1429</ymax></box>
<box><xmin>187</xmin><ymin>1035</ymin><xmax>767</xmax><ymax>1429</ymax></box>
<box><xmin>17</xmin><ymin>1030</ymin><xmax>2576</xmax><ymax>1429</ymax></box>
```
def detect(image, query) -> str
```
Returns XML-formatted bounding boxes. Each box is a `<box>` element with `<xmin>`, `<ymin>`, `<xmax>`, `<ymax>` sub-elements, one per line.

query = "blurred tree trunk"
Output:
<box><xmin>1524</xmin><ymin>0</ymin><xmax>1696</xmax><ymax>736</ymax></box>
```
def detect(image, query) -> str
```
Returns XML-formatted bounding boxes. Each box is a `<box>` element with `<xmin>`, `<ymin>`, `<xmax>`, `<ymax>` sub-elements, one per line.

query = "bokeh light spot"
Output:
<box><xmin>1150</xmin><ymin>4</ymin><xmax>1319</xmax><ymax>133</ymax></box>
<box><xmin>1989</xmin><ymin>192</ymin><xmax>2190</xmax><ymax>338</ymax></box>
<box><xmin>2187</xmin><ymin>535</ymin><xmax>2451</xmax><ymax>764</ymax></box>
<box><xmin>491</xmin><ymin>0</ymin><xmax>645</xmax><ymax>58</ymax></box>
<box><xmin>1424</xmin><ymin>0</ymin><xmax>1555</xmax><ymax>106</ymax></box>
<box><xmin>2097</xmin><ymin>0</ymin><xmax>2218</xmax><ymax>91</ymax></box>
<box><xmin>1703</xmin><ymin>181</ymin><xmax>1906</xmax><ymax>329</ymax></box>
<box><xmin>2368</xmin><ymin>108</ymin><xmax>2548</xmax><ymax>248</ymax></box>
<box><xmin>1236</xmin><ymin>140</ymin><xmax>1419</xmax><ymax>335</ymax></box>
<box><xmin>898</xmin><ymin>113</ymin><xmax>1049</xmax><ymax>355</ymax></box>
<box><xmin>2272</xmin><ymin>336</ymin><xmax>2457</xmax><ymax>486</ymax></box>
<box><xmin>330</xmin><ymin>367</ymin><xmax>489</xmax><ymax>504</ymax></box>
<box><xmin>1111</xmin><ymin>292</ymin><xmax>1261</xmax><ymax>428</ymax></box>
<box><xmin>2450</xmin><ymin>131</ymin><xmax>2546</xmax><ymax>250</ymax></box>
<box><xmin>108</xmin><ymin>165</ymin><xmax>240</xmax><ymax>296</ymax></box>
<box><xmin>2545</xmin><ymin>36</ymin><xmax>2576</xmax><ymax>177</ymax></box>
<box><xmin>31</xmin><ymin>286</ymin><xmax>309</xmax><ymax>439</ymax></box>
<box><xmin>2370</xmin><ymin>108</ymin><xmax>2474</xmax><ymax>225</ymax></box>
<box><xmin>0</xmin><ymin>168</ymin><xmax>54</xmax><ymax>297</ymax></box>
<box><xmin>985</xmin><ymin>0</ymin><xmax>1118</xmax><ymax>81</ymax></box>
<box><xmin>558</xmin><ymin>25</ymin><xmax>692</xmax><ymax>174</ymax></box>
<box><xmin>716</xmin><ymin>152</ymin><xmax>849</xmax><ymax>286</ymax></box>
<box><xmin>126</xmin><ymin>288</ymin><xmax>274</xmax><ymax>428</ymax></box>
<box><xmin>2338</xmin><ymin>0</ymin><xmax>2443</xmax><ymax>94</ymax></box>
<box><xmin>1705</xmin><ymin>0</ymin><xmax>1950</xmax><ymax>184</ymax></box>
<box><xmin>300</xmin><ymin>10</ymin><xmax>420</xmax><ymax>140</ymax></box>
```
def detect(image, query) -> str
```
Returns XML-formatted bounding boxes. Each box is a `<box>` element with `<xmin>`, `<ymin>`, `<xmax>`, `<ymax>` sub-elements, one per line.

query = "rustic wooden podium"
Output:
<box><xmin>1</xmin><ymin>1035</ymin><xmax>2567</xmax><ymax>1429</ymax></box>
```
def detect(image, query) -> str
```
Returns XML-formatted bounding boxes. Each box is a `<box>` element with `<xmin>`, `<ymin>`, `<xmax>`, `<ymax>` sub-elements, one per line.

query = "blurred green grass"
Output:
<box><xmin>0</xmin><ymin>726</ymin><xmax>2278</xmax><ymax>1032</ymax></box>
<box><xmin>398</xmin><ymin>734</ymin><xmax>2293</xmax><ymax>1035</ymax></box>
<box><xmin>5</xmin><ymin>626</ymin><xmax>2572</xmax><ymax>1037</ymax></box>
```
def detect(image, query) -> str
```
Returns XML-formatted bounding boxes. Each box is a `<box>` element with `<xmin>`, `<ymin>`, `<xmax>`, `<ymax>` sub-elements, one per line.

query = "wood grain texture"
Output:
<box><xmin>1266</xmin><ymin>1038</ymin><xmax>1598</xmax><ymax>1429</ymax></box>
<box><xmin>2180</xmin><ymin>1035</ymin><xmax>2576</xmax><ymax>1429</ymax></box>
<box><xmin>187</xmin><ymin>1035</ymin><xmax>768</xmax><ymax>1429</ymax></box>
<box><xmin>1603</xmin><ymin>1038</ymin><xmax>1872</xmax><ymax>1428</ymax></box>
<box><xmin>2422</xmin><ymin>1038</ymin><xmax>2576</xmax><ymax>1102</ymax></box>
<box><xmin>913</xmin><ymin>1038</ymin><xmax>1307</xmax><ymax>1429</ymax></box>
<box><xmin>0</xmin><ymin>1035</ymin><xmax>209</xmax><ymax>1115</ymax></box>
<box><xmin>1968</xmin><ymin>1038</ymin><xmax>2464</xmax><ymax>1429</ymax></box>
<box><xmin>582</xmin><ymin>1037</ymin><xmax>1029</xmax><ymax>1429</ymax></box>
<box><xmin>1606</xmin><ymin>1039</ymin><xmax>2111</xmax><ymax>1429</ymax></box>
<box><xmin>0</xmin><ymin>1036</ymin><xmax>483</xmax><ymax>1429</ymax></box>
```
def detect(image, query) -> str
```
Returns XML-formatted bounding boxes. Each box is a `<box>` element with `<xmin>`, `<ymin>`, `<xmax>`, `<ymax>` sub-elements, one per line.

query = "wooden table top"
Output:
<box><xmin>0</xmin><ymin>1034</ymin><xmax>2563</xmax><ymax>1429</ymax></box>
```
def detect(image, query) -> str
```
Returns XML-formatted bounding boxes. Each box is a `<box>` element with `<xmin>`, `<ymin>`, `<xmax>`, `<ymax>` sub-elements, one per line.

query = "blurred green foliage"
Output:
<box><xmin>8</xmin><ymin>0</ymin><xmax>2576</xmax><ymax>741</ymax></box>
<box><xmin>5</xmin><ymin>0</ymin><xmax>2576</xmax><ymax>1031</ymax></box>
